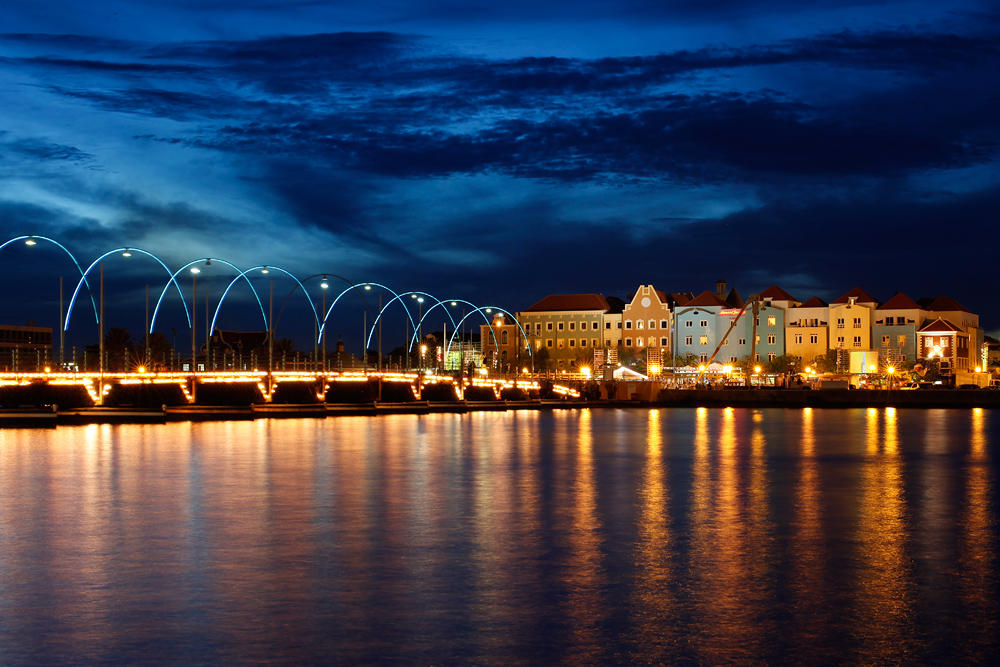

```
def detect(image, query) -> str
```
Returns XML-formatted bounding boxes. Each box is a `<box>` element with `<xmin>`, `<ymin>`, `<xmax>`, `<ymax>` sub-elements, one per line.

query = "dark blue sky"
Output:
<box><xmin>2</xmin><ymin>1</ymin><xmax>998</xmax><ymax>347</ymax></box>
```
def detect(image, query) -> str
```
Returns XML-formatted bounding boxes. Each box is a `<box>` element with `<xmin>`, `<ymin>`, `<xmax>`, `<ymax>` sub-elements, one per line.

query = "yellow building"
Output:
<box><xmin>785</xmin><ymin>296</ymin><xmax>830</xmax><ymax>365</ymax></box>
<box><xmin>828</xmin><ymin>288</ymin><xmax>879</xmax><ymax>352</ymax></box>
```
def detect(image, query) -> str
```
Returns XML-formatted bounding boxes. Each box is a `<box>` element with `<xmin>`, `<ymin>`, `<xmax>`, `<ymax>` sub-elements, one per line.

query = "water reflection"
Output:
<box><xmin>0</xmin><ymin>408</ymin><xmax>997</xmax><ymax>665</ymax></box>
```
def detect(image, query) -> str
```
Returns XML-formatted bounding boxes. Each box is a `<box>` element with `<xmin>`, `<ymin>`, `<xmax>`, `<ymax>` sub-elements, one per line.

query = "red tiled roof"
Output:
<box><xmin>685</xmin><ymin>290</ymin><xmax>730</xmax><ymax>308</ymax></box>
<box><xmin>832</xmin><ymin>287</ymin><xmax>880</xmax><ymax>305</ymax></box>
<box><xmin>878</xmin><ymin>292</ymin><xmax>921</xmax><ymax>310</ymax></box>
<box><xmin>523</xmin><ymin>294</ymin><xmax>611</xmax><ymax>312</ymax></box>
<box><xmin>925</xmin><ymin>295</ymin><xmax>971</xmax><ymax>313</ymax></box>
<box><xmin>668</xmin><ymin>292</ymin><xmax>692</xmax><ymax>306</ymax></box>
<box><xmin>796</xmin><ymin>296</ymin><xmax>828</xmax><ymax>308</ymax></box>
<box><xmin>919</xmin><ymin>318</ymin><xmax>963</xmax><ymax>333</ymax></box>
<box><xmin>759</xmin><ymin>285</ymin><xmax>798</xmax><ymax>302</ymax></box>
<box><xmin>726</xmin><ymin>287</ymin><xmax>744</xmax><ymax>308</ymax></box>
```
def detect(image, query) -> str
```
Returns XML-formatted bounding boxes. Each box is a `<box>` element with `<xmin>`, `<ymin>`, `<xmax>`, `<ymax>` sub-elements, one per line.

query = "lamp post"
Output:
<box><xmin>320</xmin><ymin>277</ymin><xmax>328</xmax><ymax>372</ymax></box>
<box><xmin>190</xmin><ymin>268</ymin><xmax>199</xmax><ymax>401</ymax></box>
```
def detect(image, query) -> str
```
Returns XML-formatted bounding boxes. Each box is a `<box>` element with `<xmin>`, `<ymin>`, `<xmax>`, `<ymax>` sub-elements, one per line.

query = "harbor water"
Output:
<box><xmin>1</xmin><ymin>407</ymin><xmax>997</xmax><ymax>665</ymax></box>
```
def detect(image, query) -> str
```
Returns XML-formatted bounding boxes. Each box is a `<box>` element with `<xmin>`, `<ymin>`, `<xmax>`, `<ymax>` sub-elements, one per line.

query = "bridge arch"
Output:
<box><xmin>0</xmin><ymin>235</ymin><xmax>98</xmax><ymax>324</ymax></box>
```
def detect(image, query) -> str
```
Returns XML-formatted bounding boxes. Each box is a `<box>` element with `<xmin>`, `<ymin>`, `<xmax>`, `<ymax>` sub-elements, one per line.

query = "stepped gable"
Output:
<box><xmin>725</xmin><ymin>287</ymin><xmax>744</xmax><ymax>308</ymax></box>
<box><xmin>796</xmin><ymin>296</ymin><xmax>828</xmax><ymax>308</ymax></box>
<box><xmin>832</xmin><ymin>287</ymin><xmax>880</xmax><ymax>305</ymax></box>
<box><xmin>759</xmin><ymin>285</ymin><xmax>798</xmax><ymax>302</ymax></box>
<box><xmin>685</xmin><ymin>290</ymin><xmax>730</xmax><ymax>308</ymax></box>
<box><xmin>926</xmin><ymin>295</ymin><xmax>971</xmax><ymax>313</ymax></box>
<box><xmin>919</xmin><ymin>318</ymin><xmax>963</xmax><ymax>332</ymax></box>
<box><xmin>878</xmin><ymin>292</ymin><xmax>921</xmax><ymax>310</ymax></box>
<box><xmin>523</xmin><ymin>294</ymin><xmax>611</xmax><ymax>312</ymax></box>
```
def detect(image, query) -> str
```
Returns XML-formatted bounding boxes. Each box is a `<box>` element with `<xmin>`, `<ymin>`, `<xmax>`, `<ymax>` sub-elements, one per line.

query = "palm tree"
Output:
<box><xmin>103</xmin><ymin>327</ymin><xmax>136</xmax><ymax>371</ymax></box>
<box><xmin>144</xmin><ymin>332</ymin><xmax>173</xmax><ymax>370</ymax></box>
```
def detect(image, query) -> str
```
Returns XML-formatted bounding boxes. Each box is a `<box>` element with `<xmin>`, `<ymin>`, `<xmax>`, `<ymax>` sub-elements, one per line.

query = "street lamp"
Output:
<box><xmin>190</xmin><ymin>267</ymin><xmax>200</xmax><ymax>374</ymax></box>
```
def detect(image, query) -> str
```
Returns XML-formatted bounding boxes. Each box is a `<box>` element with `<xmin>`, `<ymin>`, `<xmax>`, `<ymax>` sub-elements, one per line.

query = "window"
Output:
<box><xmin>853</xmin><ymin>317</ymin><xmax>862</xmax><ymax>329</ymax></box>
<box><xmin>837</xmin><ymin>336</ymin><xmax>844</xmax><ymax>347</ymax></box>
<box><xmin>767</xmin><ymin>334</ymin><xmax>776</xmax><ymax>345</ymax></box>
<box><xmin>660</xmin><ymin>338</ymin><xmax>668</xmax><ymax>346</ymax></box>
<box><xmin>582</xmin><ymin>339</ymin><xmax>589</xmax><ymax>347</ymax></box>
<box><xmin>810</xmin><ymin>334</ymin><xmax>818</xmax><ymax>344</ymax></box>
<box><xmin>626</xmin><ymin>338</ymin><xmax>632</xmax><ymax>347</ymax></box>
<box><xmin>768</xmin><ymin>316</ymin><xmax>776</xmax><ymax>326</ymax></box>
<box><xmin>593</xmin><ymin>322</ymin><xmax>599</xmax><ymax>330</ymax></box>
<box><xmin>755</xmin><ymin>336</ymin><xmax>760</xmax><ymax>344</ymax></box>
<box><xmin>700</xmin><ymin>354</ymin><xmax>709</xmax><ymax>363</ymax></box>
<box><xmin>558</xmin><ymin>340</ymin><xmax>564</xmax><ymax>348</ymax></box>
<box><xmin>501</xmin><ymin>330</ymin><xmax>509</xmax><ymax>345</ymax></box>
<box><xmin>569</xmin><ymin>322</ymin><xmax>576</xmax><ymax>331</ymax></box>
<box><xmin>616</xmin><ymin>322</ymin><xmax>622</xmax><ymax>329</ymax></box>
<box><xmin>898</xmin><ymin>335</ymin><xmax>906</xmax><ymax>346</ymax></box>
<box><xmin>885</xmin><ymin>317</ymin><xmax>895</xmax><ymax>325</ymax></box>
<box><xmin>853</xmin><ymin>336</ymin><xmax>861</xmax><ymax>347</ymax></box>
<box><xmin>605</xmin><ymin>339</ymin><xmax>611</xmax><ymax>347</ymax></box>
<box><xmin>625</xmin><ymin>320</ymin><xmax>632</xmax><ymax>330</ymax></box>
<box><xmin>569</xmin><ymin>339</ymin><xmax>575</xmax><ymax>347</ymax></box>
<box><xmin>700</xmin><ymin>320</ymin><xmax>708</xmax><ymax>327</ymax></box>
<box><xmin>660</xmin><ymin>320</ymin><xmax>668</xmax><ymax>329</ymax></box>
<box><xmin>647</xmin><ymin>320</ymin><xmax>655</xmax><ymax>330</ymax></box>
<box><xmin>738</xmin><ymin>338</ymin><xmax>746</xmax><ymax>346</ymax></box>
<box><xmin>605</xmin><ymin>322</ymin><xmax>611</xmax><ymax>329</ymax></box>
<box><xmin>837</xmin><ymin>318</ymin><xmax>845</xmax><ymax>329</ymax></box>
<box><xmin>700</xmin><ymin>336</ymin><xmax>709</xmax><ymax>346</ymax></box>
<box><xmin>637</xmin><ymin>320</ymin><xmax>644</xmax><ymax>330</ymax></box>
<box><xmin>794</xmin><ymin>334</ymin><xmax>803</xmax><ymax>344</ymax></box>
<box><xmin>685</xmin><ymin>336</ymin><xmax>693</xmax><ymax>345</ymax></box>
<box><xmin>546</xmin><ymin>322</ymin><xmax>553</xmax><ymax>331</ymax></box>
<box><xmin>730</xmin><ymin>356</ymin><xmax>738</xmax><ymax>363</ymax></box>
<box><xmin>638</xmin><ymin>338</ymin><xmax>644</xmax><ymax>347</ymax></box>
<box><xmin>535</xmin><ymin>323</ymin><xmax>541</xmax><ymax>333</ymax></box>
<box><xmin>723</xmin><ymin>339</ymin><xmax>729</xmax><ymax>346</ymax></box>
<box><xmin>685</xmin><ymin>321</ymin><xmax>692</xmax><ymax>328</ymax></box>
<box><xmin>768</xmin><ymin>352</ymin><xmax>776</xmax><ymax>361</ymax></box>
<box><xmin>754</xmin><ymin>353</ymin><xmax>760</xmax><ymax>362</ymax></box>
<box><xmin>882</xmin><ymin>335</ymin><xmax>890</xmax><ymax>346</ymax></box>
<box><xmin>546</xmin><ymin>339</ymin><xmax>553</xmax><ymax>348</ymax></box>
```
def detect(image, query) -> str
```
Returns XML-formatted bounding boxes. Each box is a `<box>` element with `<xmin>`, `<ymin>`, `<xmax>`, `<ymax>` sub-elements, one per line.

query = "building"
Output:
<box><xmin>786</xmin><ymin>296</ymin><xmax>830</xmax><ymax>365</ymax></box>
<box><xmin>479</xmin><ymin>313</ymin><xmax>524</xmax><ymax>373</ymax></box>
<box><xmin>829</xmin><ymin>288</ymin><xmax>880</xmax><ymax>354</ymax></box>
<box><xmin>0</xmin><ymin>322</ymin><xmax>54</xmax><ymax>371</ymax></box>
<box><xmin>517</xmin><ymin>294</ymin><xmax>623</xmax><ymax>370</ymax></box>
<box><xmin>620</xmin><ymin>285</ymin><xmax>673</xmax><ymax>373</ymax></box>
<box><xmin>872</xmin><ymin>292</ymin><xmax>924</xmax><ymax>365</ymax></box>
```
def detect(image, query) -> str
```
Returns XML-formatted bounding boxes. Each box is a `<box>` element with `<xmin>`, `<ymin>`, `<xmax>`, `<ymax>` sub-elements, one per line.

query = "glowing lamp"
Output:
<box><xmin>754</xmin><ymin>366</ymin><xmax>762</xmax><ymax>373</ymax></box>
<box><xmin>25</xmin><ymin>238</ymin><xmax>36</xmax><ymax>246</ymax></box>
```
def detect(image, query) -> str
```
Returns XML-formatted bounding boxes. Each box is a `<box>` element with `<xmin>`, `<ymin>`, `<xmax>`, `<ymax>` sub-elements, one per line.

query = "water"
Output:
<box><xmin>0</xmin><ymin>407</ymin><xmax>997</xmax><ymax>665</ymax></box>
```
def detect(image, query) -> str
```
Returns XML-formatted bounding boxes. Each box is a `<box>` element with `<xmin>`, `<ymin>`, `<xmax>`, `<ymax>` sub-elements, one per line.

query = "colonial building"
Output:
<box><xmin>479</xmin><ymin>313</ymin><xmax>524</xmax><ymax>372</ymax></box>
<box><xmin>620</xmin><ymin>285</ymin><xmax>673</xmax><ymax>371</ymax></box>
<box><xmin>786</xmin><ymin>296</ymin><xmax>829</xmax><ymax>365</ymax></box>
<box><xmin>873</xmin><ymin>292</ymin><xmax>924</xmax><ymax>365</ymax></box>
<box><xmin>517</xmin><ymin>294</ymin><xmax>624</xmax><ymax>370</ymax></box>
<box><xmin>829</xmin><ymin>288</ymin><xmax>880</xmax><ymax>352</ymax></box>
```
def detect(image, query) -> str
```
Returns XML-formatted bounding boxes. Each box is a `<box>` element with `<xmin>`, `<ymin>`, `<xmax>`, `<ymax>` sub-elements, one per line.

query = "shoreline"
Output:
<box><xmin>2</xmin><ymin>389</ymin><xmax>999</xmax><ymax>427</ymax></box>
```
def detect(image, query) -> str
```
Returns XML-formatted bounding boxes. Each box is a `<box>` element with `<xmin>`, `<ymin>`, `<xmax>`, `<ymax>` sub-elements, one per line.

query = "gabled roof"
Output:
<box><xmin>726</xmin><ymin>287</ymin><xmax>744</xmax><ymax>308</ymax></box>
<box><xmin>919</xmin><ymin>318</ymin><xmax>964</xmax><ymax>333</ymax></box>
<box><xmin>667</xmin><ymin>292</ymin><xmax>693</xmax><ymax>307</ymax></box>
<box><xmin>796</xmin><ymin>296</ymin><xmax>828</xmax><ymax>308</ymax></box>
<box><xmin>832</xmin><ymin>287</ymin><xmax>880</xmax><ymax>305</ymax></box>
<box><xmin>685</xmin><ymin>290</ymin><xmax>730</xmax><ymax>308</ymax></box>
<box><xmin>878</xmin><ymin>292</ymin><xmax>921</xmax><ymax>310</ymax></box>
<box><xmin>759</xmin><ymin>285</ymin><xmax>798</xmax><ymax>302</ymax></box>
<box><xmin>523</xmin><ymin>294</ymin><xmax>611</xmax><ymax>312</ymax></box>
<box><xmin>925</xmin><ymin>295</ymin><xmax>971</xmax><ymax>313</ymax></box>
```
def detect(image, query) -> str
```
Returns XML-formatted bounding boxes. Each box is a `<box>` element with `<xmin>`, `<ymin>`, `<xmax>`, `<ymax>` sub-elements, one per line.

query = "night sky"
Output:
<box><xmin>2</xmin><ymin>1</ymin><xmax>998</xmax><ymax>349</ymax></box>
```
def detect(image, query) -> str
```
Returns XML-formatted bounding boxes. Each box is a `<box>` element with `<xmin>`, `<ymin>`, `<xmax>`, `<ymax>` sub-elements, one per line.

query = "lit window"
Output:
<box><xmin>700</xmin><ymin>336</ymin><xmax>708</xmax><ymax>346</ymax></box>
<box><xmin>768</xmin><ymin>316</ymin><xmax>776</xmax><ymax>326</ymax></box>
<box><xmin>898</xmin><ymin>335</ymin><xmax>906</xmax><ymax>346</ymax></box>
<box><xmin>755</xmin><ymin>336</ymin><xmax>760</xmax><ymax>344</ymax></box>
<box><xmin>637</xmin><ymin>320</ymin><xmax>644</xmax><ymax>330</ymax></box>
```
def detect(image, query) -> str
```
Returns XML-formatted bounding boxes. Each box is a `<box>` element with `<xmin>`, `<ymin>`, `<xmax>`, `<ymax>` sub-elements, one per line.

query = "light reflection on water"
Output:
<box><xmin>0</xmin><ymin>408</ymin><xmax>998</xmax><ymax>666</ymax></box>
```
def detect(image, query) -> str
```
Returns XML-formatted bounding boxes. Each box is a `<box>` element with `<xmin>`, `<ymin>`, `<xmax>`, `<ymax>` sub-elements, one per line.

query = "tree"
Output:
<box><xmin>532</xmin><ymin>346</ymin><xmax>554</xmax><ymax>372</ymax></box>
<box><xmin>764</xmin><ymin>354</ymin><xmax>802</xmax><ymax>374</ymax></box>
<box><xmin>103</xmin><ymin>327</ymin><xmax>138</xmax><ymax>371</ymax></box>
<box><xmin>813</xmin><ymin>349</ymin><xmax>839</xmax><ymax>373</ymax></box>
